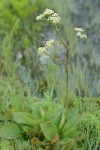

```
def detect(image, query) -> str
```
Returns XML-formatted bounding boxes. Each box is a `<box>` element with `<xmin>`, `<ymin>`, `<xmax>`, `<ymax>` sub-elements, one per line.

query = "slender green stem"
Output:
<box><xmin>54</xmin><ymin>25</ymin><xmax>69</xmax><ymax>116</ymax></box>
<box><xmin>66</xmin><ymin>48</ymin><xmax>69</xmax><ymax>116</ymax></box>
<box><xmin>50</xmin><ymin>22</ymin><xmax>77</xmax><ymax>118</ymax></box>
<box><xmin>54</xmin><ymin>24</ymin><xmax>69</xmax><ymax>50</ymax></box>
<box><xmin>50</xmin><ymin>23</ymin><xmax>69</xmax><ymax>116</ymax></box>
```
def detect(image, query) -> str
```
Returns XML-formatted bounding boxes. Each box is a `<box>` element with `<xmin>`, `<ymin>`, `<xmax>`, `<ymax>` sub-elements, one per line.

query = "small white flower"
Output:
<box><xmin>74</xmin><ymin>28</ymin><xmax>84</xmax><ymax>32</ymax></box>
<box><xmin>37</xmin><ymin>39</ymin><xmax>56</xmax><ymax>55</ymax></box>
<box><xmin>45</xmin><ymin>39</ymin><xmax>55</xmax><ymax>48</ymax></box>
<box><xmin>82</xmin><ymin>34</ymin><xmax>87</xmax><ymax>39</ymax></box>
<box><xmin>76</xmin><ymin>32</ymin><xmax>82</xmax><ymax>37</ymax></box>
<box><xmin>77</xmin><ymin>32</ymin><xmax>87</xmax><ymax>39</ymax></box>
<box><xmin>36</xmin><ymin>14</ymin><xmax>44</xmax><ymax>20</ymax></box>
<box><xmin>38</xmin><ymin>47</ymin><xmax>47</xmax><ymax>55</ymax></box>
<box><xmin>75</xmin><ymin>28</ymin><xmax>87</xmax><ymax>39</ymax></box>
<box><xmin>49</xmin><ymin>13</ymin><xmax>61</xmax><ymax>24</ymax></box>
<box><xmin>36</xmin><ymin>8</ymin><xmax>61</xmax><ymax>24</ymax></box>
<box><xmin>43</xmin><ymin>8</ymin><xmax>54</xmax><ymax>16</ymax></box>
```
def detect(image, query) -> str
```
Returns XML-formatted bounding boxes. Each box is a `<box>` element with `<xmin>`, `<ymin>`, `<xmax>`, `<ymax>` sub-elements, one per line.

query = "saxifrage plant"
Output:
<box><xmin>0</xmin><ymin>8</ymin><xmax>88</xmax><ymax>150</ymax></box>
<box><xmin>36</xmin><ymin>8</ymin><xmax>87</xmax><ymax>117</ymax></box>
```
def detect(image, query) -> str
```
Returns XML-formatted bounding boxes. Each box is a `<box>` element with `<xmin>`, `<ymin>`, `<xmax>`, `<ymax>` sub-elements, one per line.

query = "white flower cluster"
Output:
<box><xmin>38</xmin><ymin>47</ymin><xmax>47</xmax><ymax>55</ymax></box>
<box><xmin>36</xmin><ymin>8</ymin><xmax>61</xmax><ymax>24</ymax></box>
<box><xmin>49</xmin><ymin>13</ymin><xmax>61</xmax><ymax>24</ymax></box>
<box><xmin>43</xmin><ymin>9</ymin><xmax>54</xmax><ymax>16</ymax></box>
<box><xmin>45</xmin><ymin>39</ymin><xmax>55</xmax><ymax>48</ymax></box>
<box><xmin>76</xmin><ymin>32</ymin><xmax>87</xmax><ymax>39</ymax></box>
<box><xmin>74</xmin><ymin>28</ymin><xmax>84</xmax><ymax>32</ymax></box>
<box><xmin>36</xmin><ymin>14</ymin><xmax>43</xmax><ymax>20</ymax></box>
<box><xmin>74</xmin><ymin>28</ymin><xmax>87</xmax><ymax>39</ymax></box>
<box><xmin>38</xmin><ymin>39</ymin><xmax>55</xmax><ymax>55</ymax></box>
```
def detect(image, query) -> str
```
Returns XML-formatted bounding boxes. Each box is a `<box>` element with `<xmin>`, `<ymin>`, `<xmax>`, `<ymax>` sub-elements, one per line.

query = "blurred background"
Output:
<box><xmin>0</xmin><ymin>0</ymin><xmax>100</xmax><ymax>99</ymax></box>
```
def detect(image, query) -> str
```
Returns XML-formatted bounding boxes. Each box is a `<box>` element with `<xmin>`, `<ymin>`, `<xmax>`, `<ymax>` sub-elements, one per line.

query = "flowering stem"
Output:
<box><xmin>53</xmin><ymin>24</ymin><xmax>69</xmax><ymax>50</ymax></box>
<box><xmin>51</xmin><ymin>23</ymin><xmax>69</xmax><ymax>117</ymax></box>
<box><xmin>49</xmin><ymin>24</ymin><xmax>79</xmax><ymax>118</ymax></box>
<box><xmin>54</xmin><ymin>25</ymin><xmax>69</xmax><ymax>117</ymax></box>
<box><xmin>36</xmin><ymin>9</ymin><xmax>87</xmax><ymax>118</ymax></box>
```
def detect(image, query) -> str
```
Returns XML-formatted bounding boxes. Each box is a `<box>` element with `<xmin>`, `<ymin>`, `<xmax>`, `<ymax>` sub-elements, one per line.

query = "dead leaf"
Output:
<box><xmin>30</xmin><ymin>137</ymin><xmax>39</xmax><ymax>144</ymax></box>
<box><xmin>51</xmin><ymin>134</ymin><xmax>59</xmax><ymax>145</ymax></box>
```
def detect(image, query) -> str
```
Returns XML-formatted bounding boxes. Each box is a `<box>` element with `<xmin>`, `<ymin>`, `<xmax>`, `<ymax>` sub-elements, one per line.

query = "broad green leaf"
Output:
<box><xmin>58</xmin><ymin>112</ymin><xmax>66</xmax><ymax>129</ymax></box>
<box><xmin>40</xmin><ymin>122</ymin><xmax>58</xmax><ymax>141</ymax></box>
<box><xmin>21</xmin><ymin>125</ymin><xmax>31</xmax><ymax>134</ymax></box>
<box><xmin>51</xmin><ymin>110</ymin><xmax>65</xmax><ymax>129</ymax></box>
<box><xmin>31</xmin><ymin>103</ymin><xmax>45</xmax><ymax>119</ymax></box>
<box><xmin>42</xmin><ymin>108</ymin><xmax>60</xmax><ymax>122</ymax></box>
<box><xmin>63</xmin><ymin>117</ymin><xmax>79</xmax><ymax>139</ymax></box>
<box><xmin>13</xmin><ymin>112</ymin><xmax>37</xmax><ymax>126</ymax></box>
<box><xmin>63</xmin><ymin>118</ymin><xmax>78</xmax><ymax>133</ymax></box>
<box><xmin>63</xmin><ymin>128</ymin><xmax>79</xmax><ymax>139</ymax></box>
<box><xmin>1</xmin><ymin>123</ymin><xmax>21</xmax><ymax>139</ymax></box>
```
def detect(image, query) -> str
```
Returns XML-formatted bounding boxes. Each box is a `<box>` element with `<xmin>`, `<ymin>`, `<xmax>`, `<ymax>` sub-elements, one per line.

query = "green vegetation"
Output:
<box><xmin>0</xmin><ymin>0</ymin><xmax>100</xmax><ymax>150</ymax></box>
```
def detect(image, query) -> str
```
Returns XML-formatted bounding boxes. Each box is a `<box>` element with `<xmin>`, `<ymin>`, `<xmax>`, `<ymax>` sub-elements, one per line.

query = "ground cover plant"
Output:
<box><xmin>0</xmin><ymin>1</ymin><xmax>100</xmax><ymax>150</ymax></box>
